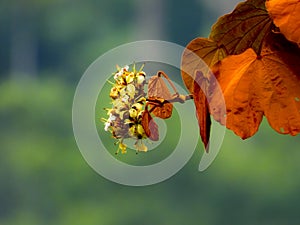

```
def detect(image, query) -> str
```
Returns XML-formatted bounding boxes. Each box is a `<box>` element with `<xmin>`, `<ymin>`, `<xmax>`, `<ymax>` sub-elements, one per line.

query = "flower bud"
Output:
<box><xmin>129</xmin><ymin>108</ymin><xmax>138</xmax><ymax>118</ymax></box>
<box><xmin>137</xmin><ymin>72</ymin><xmax>146</xmax><ymax>84</ymax></box>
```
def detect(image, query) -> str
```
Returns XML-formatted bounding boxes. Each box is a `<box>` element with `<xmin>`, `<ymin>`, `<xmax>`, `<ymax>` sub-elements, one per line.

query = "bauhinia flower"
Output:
<box><xmin>102</xmin><ymin>65</ymin><xmax>149</xmax><ymax>154</ymax></box>
<box><xmin>101</xmin><ymin>65</ymin><xmax>190</xmax><ymax>155</ymax></box>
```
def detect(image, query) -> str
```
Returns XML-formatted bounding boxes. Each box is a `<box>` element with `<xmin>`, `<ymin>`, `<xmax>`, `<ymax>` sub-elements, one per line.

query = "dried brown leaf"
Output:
<box><xmin>210</xmin><ymin>0</ymin><xmax>273</xmax><ymax>55</ymax></box>
<box><xmin>148</xmin><ymin>74</ymin><xmax>174</xmax><ymax>119</ymax></box>
<box><xmin>148</xmin><ymin>75</ymin><xmax>173</xmax><ymax>100</ymax></box>
<box><xmin>148</xmin><ymin>97</ymin><xmax>173</xmax><ymax>119</ymax></box>
<box><xmin>193</xmin><ymin>71</ymin><xmax>211</xmax><ymax>151</ymax></box>
<box><xmin>141</xmin><ymin>109</ymin><xmax>159</xmax><ymax>141</ymax></box>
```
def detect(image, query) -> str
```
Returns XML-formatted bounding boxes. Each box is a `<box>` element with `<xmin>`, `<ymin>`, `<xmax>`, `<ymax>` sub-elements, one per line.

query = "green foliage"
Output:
<box><xmin>1</xmin><ymin>77</ymin><xmax>300</xmax><ymax>225</ymax></box>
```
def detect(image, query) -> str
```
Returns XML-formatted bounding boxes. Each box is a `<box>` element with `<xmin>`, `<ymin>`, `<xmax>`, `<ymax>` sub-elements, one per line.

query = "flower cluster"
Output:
<box><xmin>102</xmin><ymin>65</ymin><xmax>149</xmax><ymax>154</ymax></box>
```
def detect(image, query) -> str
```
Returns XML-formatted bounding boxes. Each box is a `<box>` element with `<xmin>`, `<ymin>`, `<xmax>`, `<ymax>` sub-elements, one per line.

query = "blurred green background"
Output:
<box><xmin>1</xmin><ymin>0</ymin><xmax>300</xmax><ymax>224</ymax></box>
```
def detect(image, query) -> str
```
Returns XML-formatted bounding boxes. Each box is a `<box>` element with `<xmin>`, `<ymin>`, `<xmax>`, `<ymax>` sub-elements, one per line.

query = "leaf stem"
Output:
<box><xmin>146</xmin><ymin>94</ymin><xmax>193</xmax><ymax>106</ymax></box>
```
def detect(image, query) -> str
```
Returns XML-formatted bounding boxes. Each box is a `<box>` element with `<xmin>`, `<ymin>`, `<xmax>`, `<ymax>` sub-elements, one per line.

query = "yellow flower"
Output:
<box><xmin>134</xmin><ymin>140</ymin><xmax>148</xmax><ymax>152</ymax></box>
<box><xmin>136</xmin><ymin>124</ymin><xmax>147</xmax><ymax>139</ymax></box>
<box><xmin>103</xmin><ymin>64</ymin><xmax>152</xmax><ymax>154</ymax></box>
<box><xmin>125</xmin><ymin>72</ymin><xmax>135</xmax><ymax>84</ymax></box>
<box><xmin>109</xmin><ymin>87</ymin><xmax>119</xmax><ymax>99</ymax></box>
<box><xmin>118</xmin><ymin>142</ymin><xmax>127</xmax><ymax>154</ymax></box>
<box><xmin>128</xmin><ymin>125</ymin><xmax>136</xmax><ymax>137</ymax></box>
<box><xmin>129</xmin><ymin>108</ymin><xmax>138</xmax><ymax>118</ymax></box>
<box><xmin>131</xmin><ymin>102</ymin><xmax>143</xmax><ymax>112</ymax></box>
<box><xmin>136</xmin><ymin>71</ymin><xmax>146</xmax><ymax>85</ymax></box>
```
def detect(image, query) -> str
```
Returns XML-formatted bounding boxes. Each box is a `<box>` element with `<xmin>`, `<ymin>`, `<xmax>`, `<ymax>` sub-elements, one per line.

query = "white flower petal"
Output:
<box><xmin>104</xmin><ymin>122</ymin><xmax>111</xmax><ymax>131</ymax></box>
<box><xmin>114</xmin><ymin>71</ymin><xmax>122</xmax><ymax>80</ymax></box>
<box><xmin>109</xmin><ymin>114</ymin><xmax>116</xmax><ymax>121</ymax></box>
<box><xmin>137</xmin><ymin>75</ymin><xmax>145</xmax><ymax>84</ymax></box>
<box><xmin>121</xmin><ymin>95</ymin><xmax>129</xmax><ymax>103</ymax></box>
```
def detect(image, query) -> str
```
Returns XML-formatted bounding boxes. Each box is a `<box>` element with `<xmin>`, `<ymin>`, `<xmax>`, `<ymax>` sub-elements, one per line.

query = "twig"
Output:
<box><xmin>146</xmin><ymin>94</ymin><xmax>193</xmax><ymax>106</ymax></box>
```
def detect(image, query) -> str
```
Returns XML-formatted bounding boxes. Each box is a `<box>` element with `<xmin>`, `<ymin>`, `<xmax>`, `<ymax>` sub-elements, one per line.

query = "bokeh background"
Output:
<box><xmin>1</xmin><ymin>0</ymin><xmax>300</xmax><ymax>224</ymax></box>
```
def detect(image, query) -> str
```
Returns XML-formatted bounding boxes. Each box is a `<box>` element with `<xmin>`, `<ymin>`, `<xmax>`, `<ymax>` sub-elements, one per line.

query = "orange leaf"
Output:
<box><xmin>193</xmin><ymin>71</ymin><xmax>211</xmax><ymax>151</ymax></box>
<box><xmin>141</xmin><ymin>109</ymin><xmax>159</xmax><ymax>141</ymax></box>
<box><xmin>151</xmin><ymin>103</ymin><xmax>173</xmax><ymax>119</ymax></box>
<box><xmin>210</xmin><ymin>0</ymin><xmax>272</xmax><ymax>55</ymax></box>
<box><xmin>211</xmin><ymin>46</ymin><xmax>300</xmax><ymax>138</ymax></box>
<box><xmin>147</xmin><ymin>97</ymin><xmax>173</xmax><ymax>119</ymax></box>
<box><xmin>266</xmin><ymin>0</ymin><xmax>300</xmax><ymax>44</ymax></box>
<box><xmin>181</xmin><ymin>38</ymin><xmax>227</xmax><ymax>94</ymax></box>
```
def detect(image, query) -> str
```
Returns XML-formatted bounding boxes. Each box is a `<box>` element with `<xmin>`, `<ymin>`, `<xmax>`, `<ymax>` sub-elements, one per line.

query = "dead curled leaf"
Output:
<box><xmin>147</xmin><ymin>73</ymin><xmax>174</xmax><ymax>119</ymax></box>
<box><xmin>147</xmin><ymin>97</ymin><xmax>173</xmax><ymax>119</ymax></box>
<box><xmin>148</xmin><ymin>74</ymin><xmax>173</xmax><ymax>100</ymax></box>
<box><xmin>193</xmin><ymin>71</ymin><xmax>211</xmax><ymax>151</ymax></box>
<box><xmin>210</xmin><ymin>44</ymin><xmax>300</xmax><ymax>138</ymax></box>
<box><xmin>141</xmin><ymin>109</ymin><xmax>159</xmax><ymax>141</ymax></box>
<box><xmin>266</xmin><ymin>0</ymin><xmax>300</xmax><ymax>44</ymax></box>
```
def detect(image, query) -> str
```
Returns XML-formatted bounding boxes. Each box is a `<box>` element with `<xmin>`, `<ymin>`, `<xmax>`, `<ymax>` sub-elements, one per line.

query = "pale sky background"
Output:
<box><xmin>201</xmin><ymin>0</ymin><xmax>242</xmax><ymax>15</ymax></box>
<box><xmin>133</xmin><ymin>0</ymin><xmax>243</xmax><ymax>43</ymax></box>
